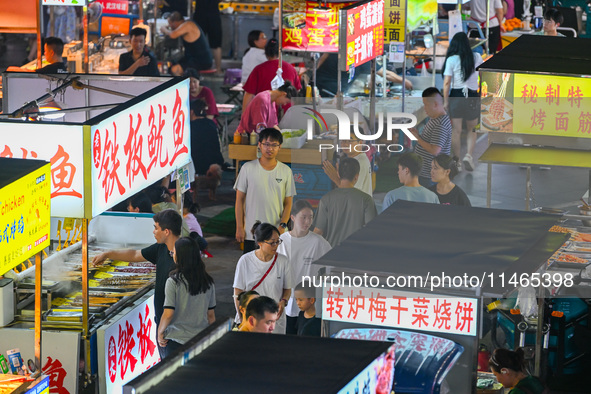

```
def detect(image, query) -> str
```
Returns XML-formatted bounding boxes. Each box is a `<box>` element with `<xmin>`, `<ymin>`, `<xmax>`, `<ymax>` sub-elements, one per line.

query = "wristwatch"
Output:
<box><xmin>279</xmin><ymin>222</ymin><xmax>288</xmax><ymax>229</ymax></box>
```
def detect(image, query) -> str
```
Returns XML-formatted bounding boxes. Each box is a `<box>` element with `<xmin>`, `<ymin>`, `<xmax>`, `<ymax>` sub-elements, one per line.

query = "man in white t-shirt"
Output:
<box><xmin>234</xmin><ymin>128</ymin><xmax>296</xmax><ymax>253</ymax></box>
<box><xmin>323</xmin><ymin>134</ymin><xmax>373</xmax><ymax>196</ymax></box>
<box><xmin>467</xmin><ymin>0</ymin><xmax>505</xmax><ymax>54</ymax></box>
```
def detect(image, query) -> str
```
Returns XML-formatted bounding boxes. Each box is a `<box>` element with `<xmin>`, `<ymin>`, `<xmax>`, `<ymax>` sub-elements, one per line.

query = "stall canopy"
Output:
<box><xmin>478</xmin><ymin>35</ymin><xmax>591</xmax><ymax>76</ymax></box>
<box><xmin>137</xmin><ymin>332</ymin><xmax>392</xmax><ymax>393</ymax></box>
<box><xmin>0</xmin><ymin>0</ymin><xmax>38</xmax><ymax>33</ymax></box>
<box><xmin>315</xmin><ymin>201</ymin><xmax>566</xmax><ymax>294</ymax></box>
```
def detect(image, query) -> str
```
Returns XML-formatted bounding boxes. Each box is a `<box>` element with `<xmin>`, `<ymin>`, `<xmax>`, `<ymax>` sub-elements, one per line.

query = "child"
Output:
<box><xmin>182</xmin><ymin>192</ymin><xmax>209</xmax><ymax>255</ymax></box>
<box><xmin>294</xmin><ymin>282</ymin><xmax>321</xmax><ymax>337</ymax></box>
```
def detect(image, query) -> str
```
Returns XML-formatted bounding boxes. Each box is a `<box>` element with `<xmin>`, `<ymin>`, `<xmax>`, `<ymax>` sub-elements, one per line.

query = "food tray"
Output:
<box><xmin>280</xmin><ymin>129</ymin><xmax>307</xmax><ymax>149</ymax></box>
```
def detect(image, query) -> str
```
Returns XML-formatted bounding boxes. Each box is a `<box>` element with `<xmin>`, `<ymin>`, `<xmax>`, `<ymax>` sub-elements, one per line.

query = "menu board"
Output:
<box><xmin>480</xmin><ymin>71</ymin><xmax>591</xmax><ymax>138</ymax></box>
<box><xmin>407</xmin><ymin>0</ymin><xmax>437</xmax><ymax>31</ymax></box>
<box><xmin>0</xmin><ymin>160</ymin><xmax>51</xmax><ymax>275</ymax></box>
<box><xmin>340</xmin><ymin>0</ymin><xmax>385</xmax><ymax>71</ymax></box>
<box><xmin>384</xmin><ymin>0</ymin><xmax>406</xmax><ymax>44</ymax></box>
<box><xmin>282</xmin><ymin>0</ymin><xmax>354</xmax><ymax>52</ymax></box>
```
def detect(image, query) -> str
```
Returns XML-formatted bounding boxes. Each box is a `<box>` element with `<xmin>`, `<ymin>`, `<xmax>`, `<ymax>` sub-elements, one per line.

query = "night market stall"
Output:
<box><xmin>0</xmin><ymin>72</ymin><xmax>191</xmax><ymax>392</ymax></box>
<box><xmin>313</xmin><ymin>200</ymin><xmax>581</xmax><ymax>393</ymax></box>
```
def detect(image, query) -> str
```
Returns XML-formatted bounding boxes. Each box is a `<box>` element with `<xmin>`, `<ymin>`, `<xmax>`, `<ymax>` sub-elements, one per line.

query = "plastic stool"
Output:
<box><xmin>224</xmin><ymin>68</ymin><xmax>242</xmax><ymax>85</ymax></box>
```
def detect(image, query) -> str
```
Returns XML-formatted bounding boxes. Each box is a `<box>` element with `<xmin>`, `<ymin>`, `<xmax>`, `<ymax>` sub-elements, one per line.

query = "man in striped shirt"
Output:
<box><xmin>410</xmin><ymin>88</ymin><xmax>452</xmax><ymax>187</ymax></box>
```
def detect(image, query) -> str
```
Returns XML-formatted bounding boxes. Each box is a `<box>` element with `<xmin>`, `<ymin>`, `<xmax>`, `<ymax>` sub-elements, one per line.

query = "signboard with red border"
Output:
<box><xmin>339</xmin><ymin>0</ymin><xmax>385</xmax><ymax>71</ymax></box>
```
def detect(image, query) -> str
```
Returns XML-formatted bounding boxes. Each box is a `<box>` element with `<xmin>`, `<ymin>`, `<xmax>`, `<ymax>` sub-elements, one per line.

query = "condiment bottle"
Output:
<box><xmin>241</xmin><ymin>133</ymin><xmax>248</xmax><ymax>145</ymax></box>
<box><xmin>250</xmin><ymin>132</ymin><xmax>257</xmax><ymax>145</ymax></box>
<box><xmin>233</xmin><ymin>131</ymin><xmax>241</xmax><ymax>144</ymax></box>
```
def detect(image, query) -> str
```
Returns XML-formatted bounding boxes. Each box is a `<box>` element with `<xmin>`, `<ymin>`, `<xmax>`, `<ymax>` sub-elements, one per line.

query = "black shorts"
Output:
<box><xmin>449</xmin><ymin>88</ymin><xmax>480</xmax><ymax>121</ymax></box>
<box><xmin>195</xmin><ymin>13</ymin><xmax>222</xmax><ymax>48</ymax></box>
<box><xmin>179</xmin><ymin>56</ymin><xmax>213</xmax><ymax>71</ymax></box>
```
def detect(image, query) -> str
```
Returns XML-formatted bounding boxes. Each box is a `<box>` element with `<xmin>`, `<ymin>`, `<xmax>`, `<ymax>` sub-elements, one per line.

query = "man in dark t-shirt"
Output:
<box><xmin>37</xmin><ymin>37</ymin><xmax>68</xmax><ymax>74</ymax></box>
<box><xmin>118</xmin><ymin>27</ymin><xmax>160</xmax><ymax>76</ymax></box>
<box><xmin>92</xmin><ymin>209</ymin><xmax>182</xmax><ymax>357</ymax></box>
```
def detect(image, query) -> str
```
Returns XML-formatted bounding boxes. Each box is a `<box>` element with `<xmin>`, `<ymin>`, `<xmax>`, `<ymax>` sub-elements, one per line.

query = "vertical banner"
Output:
<box><xmin>384</xmin><ymin>0</ymin><xmax>406</xmax><ymax>44</ymax></box>
<box><xmin>340</xmin><ymin>0</ymin><xmax>385</xmax><ymax>71</ymax></box>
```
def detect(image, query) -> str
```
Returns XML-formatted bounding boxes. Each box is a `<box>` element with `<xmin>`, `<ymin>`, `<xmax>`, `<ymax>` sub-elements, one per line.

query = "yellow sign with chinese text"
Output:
<box><xmin>513</xmin><ymin>73</ymin><xmax>591</xmax><ymax>138</ymax></box>
<box><xmin>384</xmin><ymin>0</ymin><xmax>406</xmax><ymax>44</ymax></box>
<box><xmin>0</xmin><ymin>163</ymin><xmax>51</xmax><ymax>275</ymax></box>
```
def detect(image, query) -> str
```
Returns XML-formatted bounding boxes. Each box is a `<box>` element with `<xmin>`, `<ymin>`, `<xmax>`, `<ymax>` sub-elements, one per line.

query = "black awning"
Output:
<box><xmin>478</xmin><ymin>35</ymin><xmax>591</xmax><ymax>76</ymax></box>
<box><xmin>313</xmin><ymin>201</ymin><xmax>566</xmax><ymax>294</ymax></box>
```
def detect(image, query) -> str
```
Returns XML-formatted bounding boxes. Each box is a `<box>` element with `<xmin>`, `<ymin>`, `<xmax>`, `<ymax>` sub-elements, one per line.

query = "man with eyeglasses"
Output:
<box><xmin>234</xmin><ymin>128</ymin><xmax>296</xmax><ymax>253</ymax></box>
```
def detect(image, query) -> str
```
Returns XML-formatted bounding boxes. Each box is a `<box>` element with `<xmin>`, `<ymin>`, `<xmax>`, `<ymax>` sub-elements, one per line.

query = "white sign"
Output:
<box><xmin>0</xmin><ymin>123</ymin><xmax>85</xmax><ymax>218</ymax></box>
<box><xmin>0</xmin><ymin>328</ymin><xmax>80</xmax><ymax>393</ymax></box>
<box><xmin>322</xmin><ymin>286</ymin><xmax>479</xmax><ymax>337</ymax></box>
<box><xmin>91</xmin><ymin>80</ymin><xmax>191</xmax><ymax>217</ymax></box>
<box><xmin>102</xmin><ymin>295</ymin><xmax>160</xmax><ymax>394</ymax></box>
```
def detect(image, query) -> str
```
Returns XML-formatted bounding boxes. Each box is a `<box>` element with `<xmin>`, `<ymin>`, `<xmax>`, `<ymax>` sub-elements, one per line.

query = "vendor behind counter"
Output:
<box><xmin>315</xmin><ymin>53</ymin><xmax>412</xmax><ymax>97</ymax></box>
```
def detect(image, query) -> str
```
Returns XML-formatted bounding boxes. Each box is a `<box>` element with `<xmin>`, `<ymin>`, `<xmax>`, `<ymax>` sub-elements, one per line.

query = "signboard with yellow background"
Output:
<box><xmin>513</xmin><ymin>73</ymin><xmax>591</xmax><ymax>138</ymax></box>
<box><xmin>0</xmin><ymin>158</ymin><xmax>51</xmax><ymax>275</ymax></box>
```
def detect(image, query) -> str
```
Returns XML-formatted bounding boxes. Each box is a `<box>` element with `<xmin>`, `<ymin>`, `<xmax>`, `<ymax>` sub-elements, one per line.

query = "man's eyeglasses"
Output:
<box><xmin>264</xmin><ymin>239</ymin><xmax>283</xmax><ymax>246</ymax></box>
<box><xmin>261</xmin><ymin>142</ymin><xmax>281</xmax><ymax>149</ymax></box>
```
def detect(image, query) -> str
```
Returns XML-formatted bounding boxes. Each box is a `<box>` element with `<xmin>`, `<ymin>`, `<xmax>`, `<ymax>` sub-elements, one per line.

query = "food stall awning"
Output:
<box><xmin>137</xmin><ymin>331</ymin><xmax>393</xmax><ymax>393</ymax></box>
<box><xmin>478</xmin><ymin>35</ymin><xmax>591</xmax><ymax>77</ymax></box>
<box><xmin>314</xmin><ymin>200</ymin><xmax>567</xmax><ymax>295</ymax></box>
<box><xmin>0</xmin><ymin>0</ymin><xmax>37</xmax><ymax>33</ymax></box>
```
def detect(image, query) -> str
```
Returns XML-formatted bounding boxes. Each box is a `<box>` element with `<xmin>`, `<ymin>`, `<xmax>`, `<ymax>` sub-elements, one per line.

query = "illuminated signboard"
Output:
<box><xmin>337</xmin><ymin>345</ymin><xmax>395</xmax><ymax>394</ymax></box>
<box><xmin>0</xmin><ymin>124</ymin><xmax>85</xmax><ymax>218</ymax></box>
<box><xmin>340</xmin><ymin>0</ymin><xmax>385</xmax><ymax>71</ymax></box>
<box><xmin>90</xmin><ymin>79</ymin><xmax>191</xmax><ymax>217</ymax></box>
<box><xmin>384</xmin><ymin>0</ymin><xmax>406</xmax><ymax>44</ymax></box>
<box><xmin>102</xmin><ymin>295</ymin><xmax>159</xmax><ymax>394</ymax></box>
<box><xmin>42</xmin><ymin>0</ymin><xmax>86</xmax><ymax>5</ymax></box>
<box><xmin>322</xmin><ymin>286</ymin><xmax>479</xmax><ymax>336</ymax></box>
<box><xmin>480</xmin><ymin>72</ymin><xmax>591</xmax><ymax>138</ymax></box>
<box><xmin>282</xmin><ymin>1</ymin><xmax>355</xmax><ymax>52</ymax></box>
<box><xmin>407</xmin><ymin>0</ymin><xmax>437</xmax><ymax>31</ymax></box>
<box><xmin>0</xmin><ymin>158</ymin><xmax>51</xmax><ymax>275</ymax></box>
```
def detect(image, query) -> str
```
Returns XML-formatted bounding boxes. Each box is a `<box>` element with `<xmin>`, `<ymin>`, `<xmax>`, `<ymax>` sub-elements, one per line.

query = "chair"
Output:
<box><xmin>557</xmin><ymin>27</ymin><xmax>577</xmax><ymax>38</ymax></box>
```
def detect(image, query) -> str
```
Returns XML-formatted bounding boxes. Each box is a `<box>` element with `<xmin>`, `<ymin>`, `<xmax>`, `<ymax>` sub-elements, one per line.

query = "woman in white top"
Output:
<box><xmin>233</xmin><ymin>221</ymin><xmax>292</xmax><ymax>334</ymax></box>
<box><xmin>442</xmin><ymin>32</ymin><xmax>484</xmax><ymax>172</ymax></box>
<box><xmin>241</xmin><ymin>30</ymin><xmax>268</xmax><ymax>84</ymax></box>
<box><xmin>277</xmin><ymin>200</ymin><xmax>331</xmax><ymax>334</ymax></box>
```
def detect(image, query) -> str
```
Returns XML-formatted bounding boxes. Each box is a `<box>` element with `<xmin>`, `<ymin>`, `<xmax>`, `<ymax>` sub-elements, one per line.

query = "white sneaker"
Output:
<box><xmin>463</xmin><ymin>154</ymin><xmax>475</xmax><ymax>172</ymax></box>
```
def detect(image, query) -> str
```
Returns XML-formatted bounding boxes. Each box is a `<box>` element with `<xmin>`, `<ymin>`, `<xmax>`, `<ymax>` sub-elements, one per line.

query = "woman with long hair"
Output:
<box><xmin>158</xmin><ymin>237</ymin><xmax>216</xmax><ymax>358</ymax></box>
<box><xmin>429</xmin><ymin>154</ymin><xmax>471</xmax><ymax>206</ymax></box>
<box><xmin>442</xmin><ymin>32</ymin><xmax>483</xmax><ymax>172</ymax></box>
<box><xmin>277</xmin><ymin>200</ymin><xmax>331</xmax><ymax>334</ymax></box>
<box><xmin>233</xmin><ymin>221</ymin><xmax>292</xmax><ymax>334</ymax></box>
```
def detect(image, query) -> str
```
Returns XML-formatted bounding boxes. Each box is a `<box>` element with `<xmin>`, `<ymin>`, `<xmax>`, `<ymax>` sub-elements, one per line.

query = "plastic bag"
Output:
<box><xmin>515</xmin><ymin>285</ymin><xmax>538</xmax><ymax>318</ymax></box>
<box><xmin>271</xmin><ymin>68</ymin><xmax>284</xmax><ymax>90</ymax></box>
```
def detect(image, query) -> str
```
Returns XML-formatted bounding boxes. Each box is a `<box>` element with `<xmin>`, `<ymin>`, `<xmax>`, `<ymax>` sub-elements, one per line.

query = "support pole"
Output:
<box><xmin>487</xmin><ymin>163</ymin><xmax>492</xmax><ymax>208</ymax></box>
<box><xmin>34</xmin><ymin>252</ymin><xmax>42</xmax><ymax>373</ymax></box>
<box><xmin>525</xmin><ymin>166</ymin><xmax>531</xmax><ymax>211</ymax></box>
<box><xmin>82</xmin><ymin>219</ymin><xmax>90</xmax><ymax>385</ymax></box>
<box><xmin>370</xmin><ymin>59</ymin><xmax>376</xmax><ymax>134</ymax></box>
<box><xmin>36</xmin><ymin>0</ymin><xmax>42</xmax><ymax>70</ymax></box>
<box><xmin>83</xmin><ymin>6</ymin><xmax>89</xmax><ymax>73</ymax></box>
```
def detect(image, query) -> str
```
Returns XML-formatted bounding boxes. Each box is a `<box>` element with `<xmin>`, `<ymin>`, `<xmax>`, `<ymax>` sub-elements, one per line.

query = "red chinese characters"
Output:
<box><xmin>96</xmin><ymin>125</ymin><xmax>126</xmax><ymax>203</ymax></box>
<box><xmin>108</xmin><ymin>336</ymin><xmax>117</xmax><ymax>383</ymax></box>
<box><xmin>368</xmin><ymin>292</ymin><xmax>387</xmax><ymax>323</ymax></box>
<box><xmin>50</xmin><ymin>145</ymin><xmax>83</xmax><ymax>198</ymax></box>
<box><xmin>411</xmin><ymin>297</ymin><xmax>430</xmax><ymax>328</ymax></box>
<box><xmin>124</xmin><ymin>113</ymin><xmax>148</xmax><ymax>187</ymax></box>
<box><xmin>455</xmin><ymin>301</ymin><xmax>474</xmax><ymax>333</ymax></box>
<box><xmin>137</xmin><ymin>304</ymin><xmax>157</xmax><ymax>363</ymax></box>
<box><xmin>433</xmin><ymin>299</ymin><xmax>452</xmax><ymax>330</ymax></box>
<box><xmin>43</xmin><ymin>356</ymin><xmax>69</xmax><ymax>394</ymax></box>
<box><xmin>147</xmin><ymin>104</ymin><xmax>169</xmax><ymax>172</ymax></box>
<box><xmin>169</xmin><ymin>89</ymin><xmax>189</xmax><ymax>165</ymax></box>
<box><xmin>118</xmin><ymin>320</ymin><xmax>138</xmax><ymax>379</ymax></box>
<box><xmin>389</xmin><ymin>295</ymin><xmax>408</xmax><ymax>325</ymax></box>
<box><xmin>325</xmin><ymin>287</ymin><xmax>345</xmax><ymax>318</ymax></box>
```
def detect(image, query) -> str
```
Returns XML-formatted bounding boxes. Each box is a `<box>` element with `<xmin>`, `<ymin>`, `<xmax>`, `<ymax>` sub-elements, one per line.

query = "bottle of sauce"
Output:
<box><xmin>250</xmin><ymin>131</ymin><xmax>257</xmax><ymax>145</ymax></box>
<box><xmin>233</xmin><ymin>131</ymin><xmax>241</xmax><ymax>144</ymax></box>
<box><xmin>241</xmin><ymin>133</ymin><xmax>248</xmax><ymax>145</ymax></box>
